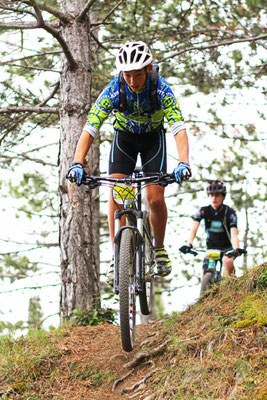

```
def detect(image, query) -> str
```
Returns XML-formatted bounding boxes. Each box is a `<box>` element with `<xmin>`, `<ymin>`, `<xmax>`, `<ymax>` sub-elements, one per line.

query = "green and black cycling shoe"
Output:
<box><xmin>153</xmin><ymin>247</ymin><xmax>172</xmax><ymax>277</ymax></box>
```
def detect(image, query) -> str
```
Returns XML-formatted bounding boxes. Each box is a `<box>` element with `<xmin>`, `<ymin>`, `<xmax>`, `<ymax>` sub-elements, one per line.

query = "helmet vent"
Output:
<box><xmin>130</xmin><ymin>49</ymin><xmax>136</xmax><ymax>63</ymax></box>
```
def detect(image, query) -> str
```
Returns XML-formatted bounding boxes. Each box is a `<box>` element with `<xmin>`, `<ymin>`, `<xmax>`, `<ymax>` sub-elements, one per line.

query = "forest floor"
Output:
<box><xmin>0</xmin><ymin>263</ymin><xmax>266</xmax><ymax>400</ymax></box>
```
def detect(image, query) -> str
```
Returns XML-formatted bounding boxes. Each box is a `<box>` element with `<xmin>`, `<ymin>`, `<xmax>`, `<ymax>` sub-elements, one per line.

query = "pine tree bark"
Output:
<box><xmin>59</xmin><ymin>0</ymin><xmax>100</xmax><ymax>318</ymax></box>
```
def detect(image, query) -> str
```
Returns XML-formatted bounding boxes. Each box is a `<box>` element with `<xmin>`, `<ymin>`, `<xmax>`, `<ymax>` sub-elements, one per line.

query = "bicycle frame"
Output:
<box><xmin>203</xmin><ymin>249</ymin><xmax>224</xmax><ymax>283</ymax></box>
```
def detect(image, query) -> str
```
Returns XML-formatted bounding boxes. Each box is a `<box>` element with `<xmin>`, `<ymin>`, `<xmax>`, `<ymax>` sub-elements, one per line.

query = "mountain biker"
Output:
<box><xmin>180</xmin><ymin>180</ymin><xmax>245</xmax><ymax>277</ymax></box>
<box><xmin>68</xmin><ymin>41</ymin><xmax>191</xmax><ymax>283</ymax></box>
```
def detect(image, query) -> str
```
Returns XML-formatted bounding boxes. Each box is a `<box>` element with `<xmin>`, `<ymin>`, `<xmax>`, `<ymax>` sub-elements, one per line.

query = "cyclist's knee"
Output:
<box><xmin>146</xmin><ymin>193</ymin><xmax>165</xmax><ymax>210</ymax></box>
<box><xmin>223</xmin><ymin>256</ymin><xmax>235</xmax><ymax>276</ymax></box>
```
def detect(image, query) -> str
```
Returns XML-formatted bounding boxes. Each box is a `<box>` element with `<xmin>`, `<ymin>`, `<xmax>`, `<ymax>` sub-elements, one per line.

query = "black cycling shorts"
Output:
<box><xmin>109</xmin><ymin>127</ymin><xmax>167</xmax><ymax>175</ymax></box>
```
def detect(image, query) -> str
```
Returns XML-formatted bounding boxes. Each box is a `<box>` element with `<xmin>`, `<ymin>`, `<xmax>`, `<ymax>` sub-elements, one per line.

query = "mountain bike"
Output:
<box><xmin>180</xmin><ymin>248</ymin><xmax>246</xmax><ymax>295</ymax></box>
<box><xmin>79</xmin><ymin>169</ymin><xmax>176</xmax><ymax>352</ymax></box>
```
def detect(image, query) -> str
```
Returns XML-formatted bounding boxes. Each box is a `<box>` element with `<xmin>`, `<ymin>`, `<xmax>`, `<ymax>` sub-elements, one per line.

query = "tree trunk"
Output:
<box><xmin>59</xmin><ymin>0</ymin><xmax>100</xmax><ymax>319</ymax></box>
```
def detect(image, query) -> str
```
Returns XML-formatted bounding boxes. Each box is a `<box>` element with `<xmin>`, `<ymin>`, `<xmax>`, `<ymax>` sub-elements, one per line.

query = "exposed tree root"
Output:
<box><xmin>120</xmin><ymin>367</ymin><xmax>159</xmax><ymax>394</ymax></box>
<box><xmin>123</xmin><ymin>339</ymin><xmax>171</xmax><ymax>369</ymax></box>
<box><xmin>112</xmin><ymin>368</ymin><xmax>135</xmax><ymax>391</ymax></box>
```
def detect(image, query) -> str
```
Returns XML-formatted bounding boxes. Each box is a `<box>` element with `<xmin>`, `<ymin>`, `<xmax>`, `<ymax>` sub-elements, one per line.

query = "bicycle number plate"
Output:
<box><xmin>113</xmin><ymin>184</ymin><xmax>135</xmax><ymax>203</ymax></box>
<box><xmin>206</xmin><ymin>249</ymin><xmax>221</xmax><ymax>260</ymax></box>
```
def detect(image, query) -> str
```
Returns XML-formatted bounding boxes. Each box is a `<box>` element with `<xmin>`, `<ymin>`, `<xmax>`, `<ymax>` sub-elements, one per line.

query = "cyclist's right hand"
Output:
<box><xmin>66</xmin><ymin>162</ymin><xmax>84</xmax><ymax>186</ymax></box>
<box><xmin>179</xmin><ymin>244</ymin><xmax>193</xmax><ymax>254</ymax></box>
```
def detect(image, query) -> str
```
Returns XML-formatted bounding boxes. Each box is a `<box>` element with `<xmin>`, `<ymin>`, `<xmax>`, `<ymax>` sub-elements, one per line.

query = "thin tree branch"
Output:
<box><xmin>0</xmin><ymin>242</ymin><xmax>59</xmax><ymax>256</ymax></box>
<box><xmin>90</xmin><ymin>30</ymin><xmax>111</xmax><ymax>53</ymax></box>
<box><xmin>0</xmin><ymin>283</ymin><xmax>61</xmax><ymax>294</ymax></box>
<box><xmin>0</xmin><ymin>153</ymin><xmax>57</xmax><ymax>167</ymax></box>
<box><xmin>26</xmin><ymin>1</ymin><xmax>70</xmax><ymax>24</ymax></box>
<box><xmin>0</xmin><ymin>106</ymin><xmax>59</xmax><ymax>114</ymax></box>
<box><xmin>0</xmin><ymin>21</ymin><xmax>40</xmax><ymax>29</ymax></box>
<box><xmin>0</xmin><ymin>50</ymin><xmax>61</xmax><ymax>65</ymax></box>
<box><xmin>1</xmin><ymin>62</ymin><xmax>60</xmax><ymax>73</ymax></box>
<box><xmin>28</xmin><ymin>0</ymin><xmax>77</xmax><ymax>70</ymax></box>
<box><xmin>99</xmin><ymin>0</ymin><xmax>125</xmax><ymax>24</ymax></box>
<box><xmin>77</xmin><ymin>0</ymin><xmax>98</xmax><ymax>22</ymax></box>
<box><xmin>38</xmin><ymin>81</ymin><xmax>60</xmax><ymax>106</ymax></box>
<box><xmin>159</xmin><ymin>34</ymin><xmax>267</xmax><ymax>62</ymax></box>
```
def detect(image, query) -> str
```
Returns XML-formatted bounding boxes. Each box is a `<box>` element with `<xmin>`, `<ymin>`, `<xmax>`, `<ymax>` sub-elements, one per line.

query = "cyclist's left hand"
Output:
<box><xmin>225</xmin><ymin>248</ymin><xmax>247</xmax><ymax>258</ymax></box>
<box><xmin>173</xmin><ymin>162</ymin><xmax>192</xmax><ymax>184</ymax></box>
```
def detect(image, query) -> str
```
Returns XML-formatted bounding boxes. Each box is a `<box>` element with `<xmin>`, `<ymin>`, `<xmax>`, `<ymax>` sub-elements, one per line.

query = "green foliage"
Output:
<box><xmin>99</xmin><ymin>0</ymin><xmax>266</xmax><ymax>92</ymax></box>
<box><xmin>72</xmin><ymin>307</ymin><xmax>116</xmax><ymax>326</ymax></box>
<box><xmin>28</xmin><ymin>296</ymin><xmax>43</xmax><ymax>328</ymax></box>
<box><xmin>0</xmin><ymin>320</ymin><xmax>25</xmax><ymax>334</ymax></box>
<box><xmin>1</xmin><ymin>254</ymin><xmax>38</xmax><ymax>282</ymax></box>
<box><xmin>8</xmin><ymin>173</ymin><xmax>55</xmax><ymax>217</ymax></box>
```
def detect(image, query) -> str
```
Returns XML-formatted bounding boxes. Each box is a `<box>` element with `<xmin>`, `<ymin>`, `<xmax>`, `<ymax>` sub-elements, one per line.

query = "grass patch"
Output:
<box><xmin>141</xmin><ymin>264</ymin><xmax>267</xmax><ymax>400</ymax></box>
<box><xmin>0</xmin><ymin>326</ymin><xmax>69</xmax><ymax>398</ymax></box>
<box><xmin>70</xmin><ymin>361</ymin><xmax>116</xmax><ymax>386</ymax></box>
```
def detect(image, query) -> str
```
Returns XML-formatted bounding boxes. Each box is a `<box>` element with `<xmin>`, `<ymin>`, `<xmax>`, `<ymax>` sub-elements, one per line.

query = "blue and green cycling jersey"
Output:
<box><xmin>83</xmin><ymin>72</ymin><xmax>186</xmax><ymax>137</ymax></box>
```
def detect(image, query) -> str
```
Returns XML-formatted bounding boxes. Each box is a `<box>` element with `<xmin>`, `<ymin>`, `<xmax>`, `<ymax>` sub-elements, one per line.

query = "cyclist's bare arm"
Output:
<box><xmin>230</xmin><ymin>227</ymin><xmax>240</xmax><ymax>249</ymax></box>
<box><xmin>174</xmin><ymin>129</ymin><xmax>189</xmax><ymax>163</ymax></box>
<box><xmin>73</xmin><ymin>130</ymin><xmax>94</xmax><ymax>164</ymax></box>
<box><xmin>187</xmin><ymin>220</ymin><xmax>200</xmax><ymax>246</ymax></box>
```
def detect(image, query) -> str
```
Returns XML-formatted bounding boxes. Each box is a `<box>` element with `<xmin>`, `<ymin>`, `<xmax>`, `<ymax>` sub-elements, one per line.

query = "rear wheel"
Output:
<box><xmin>139</xmin><ymin>212</ymin><xmax>154</xmax><ymax>316</ymax></box>
<box><xmin>119</xmin><ymin>228</ymin><xmax>136</xmax><ymax>352</ymax></box>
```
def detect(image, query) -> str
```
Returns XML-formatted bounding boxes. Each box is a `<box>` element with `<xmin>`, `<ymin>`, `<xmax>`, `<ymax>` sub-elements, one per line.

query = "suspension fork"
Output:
<box><xmin>136</xmin><ymin>210</ymin><xmax>143</xmax><ymax>292</ymax></box>
<box><xmin>135</xmin><ymin>177</ymin><xmax>143</xmax><ymax>292</ymax></box>
<box><xmin>114</xmin><ymin>209</ymin><xmax>121</xmax><ymax>295</ymax></box>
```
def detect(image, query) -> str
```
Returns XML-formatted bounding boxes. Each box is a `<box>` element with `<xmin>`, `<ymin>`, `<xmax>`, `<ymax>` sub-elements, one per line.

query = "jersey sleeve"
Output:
<box><xmin>157</xmin><ymin>76</ymin><xmax>186</xmax><ymax>135</ymax></box>
<box><xmin>83</xmin><ymin>77</ymin><xmax>119</xmax><ymax>137</ymax></box>
<box><xmin>193</xmin><ymin>207</ymin><xmax>204</xmax><ymax>222</ymax></box>
<box><xmin>228</xmin><ymin>208</ymin><xmax>238</xmax><ymax>228</ymax></box>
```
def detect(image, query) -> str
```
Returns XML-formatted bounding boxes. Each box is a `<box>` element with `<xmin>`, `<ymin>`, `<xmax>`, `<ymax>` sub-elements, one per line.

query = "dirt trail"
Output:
<box><xmin>49</xmin><ymin>321</ymin><xmax>159</xmax><ymax>400</ymax></box>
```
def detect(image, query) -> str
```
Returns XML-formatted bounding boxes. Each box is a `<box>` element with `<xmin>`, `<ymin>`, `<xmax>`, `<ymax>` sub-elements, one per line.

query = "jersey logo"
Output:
<box><xmin>209</xmin><ymin>220</ymin><xmax>224</xmax><ymax>232</ymax></box>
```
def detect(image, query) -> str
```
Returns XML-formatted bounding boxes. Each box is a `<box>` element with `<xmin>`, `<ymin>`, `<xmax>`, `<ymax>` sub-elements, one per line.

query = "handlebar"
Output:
<box><xmin>187</xmin><ymin>249</ymin><xmax>198</xmax><ymax>256</ymax></box>
<box><xmin>73</xmin><ymin>171</ymin><xmax>177</xmax><ymax>189</ymax></box>
<box><xmin>179</xmin><ymin>247</ymin><xmax>247</xmax><ymax>259</ymax></box>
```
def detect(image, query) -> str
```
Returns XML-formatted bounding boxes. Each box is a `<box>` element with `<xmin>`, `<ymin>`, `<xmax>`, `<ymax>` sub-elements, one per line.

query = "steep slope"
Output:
<box><xmin>0</xmin><ymin>263</ymin><xmax>266</xmax><ymax>399</ymax></box>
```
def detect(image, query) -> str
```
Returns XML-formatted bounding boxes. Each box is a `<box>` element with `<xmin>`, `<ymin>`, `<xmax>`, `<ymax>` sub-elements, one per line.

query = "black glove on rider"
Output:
<box><xmin>225</xmin><ymin>248</ymin><xmax>247</xmax><ymax>258</ymax></box>
<box><xmin>179</xmin><ymin>244</ymin><xmax>193</xmax><ymax>254</ymax></box>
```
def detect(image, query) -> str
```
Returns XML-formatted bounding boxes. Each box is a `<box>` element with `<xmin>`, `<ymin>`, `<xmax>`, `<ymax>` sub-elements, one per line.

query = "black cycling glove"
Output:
<box><xmin>179</xmin><ymin>244</ymin><xmax>193</xmax><ymax>254</ymax></box>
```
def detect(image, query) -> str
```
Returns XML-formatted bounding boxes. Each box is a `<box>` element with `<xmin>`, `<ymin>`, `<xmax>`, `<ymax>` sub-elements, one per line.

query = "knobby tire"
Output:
<box><xmin>200</xmin><ymin>273</ymin><xmax>212</xmax><ymax>295</ymax></box>
<box><xmin>119</xmin><ymin>228</ymin><xmax>136</xmax><ymax>352</ymax></box>
<box><xmin>139</xmin><ymin>211</ymin><xmax>154</xmax><ymax>316</ymax></box>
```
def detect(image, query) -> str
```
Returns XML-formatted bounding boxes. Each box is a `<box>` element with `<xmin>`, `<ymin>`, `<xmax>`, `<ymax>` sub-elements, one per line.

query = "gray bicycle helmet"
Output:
<box><xmin>115</xmin><ymin>41</ymin><xmax>153</xmax><ymax>72</ymax></box>
<box><xmin>206</xmin><ymin>180</ymin><xmax>226</xmax><ymax>195</ymax></box>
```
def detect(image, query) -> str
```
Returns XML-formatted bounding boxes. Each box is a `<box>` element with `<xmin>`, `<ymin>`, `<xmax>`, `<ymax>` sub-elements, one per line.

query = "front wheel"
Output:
<box><xmin>200</xmin><ymin>272</ymin><xmax>213</xmax><ymax>295</ymax></box>
<box><xmin>119</xmin><ymin>228</ymin><xmax>136</xmax><ymax>352</ymax></box>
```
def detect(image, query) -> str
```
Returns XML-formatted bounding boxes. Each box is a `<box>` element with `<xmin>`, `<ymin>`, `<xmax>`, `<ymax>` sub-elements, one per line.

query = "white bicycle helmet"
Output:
<box><xmin>115</xmin><ymin>41</ymin><xmax>153</xmax><ymax>71</ymax></box>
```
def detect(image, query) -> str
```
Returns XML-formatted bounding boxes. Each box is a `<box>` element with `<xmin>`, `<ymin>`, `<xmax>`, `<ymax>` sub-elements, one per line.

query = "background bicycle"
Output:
<box><xmin>70</xmin><ymin>170</ymin><xmax>176</xmax><ymax>352</ymax></box>
<box><xmin>179</xmin><ymin>247</ymin><xmax>247</xmax><ymax>295</ymax></box>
